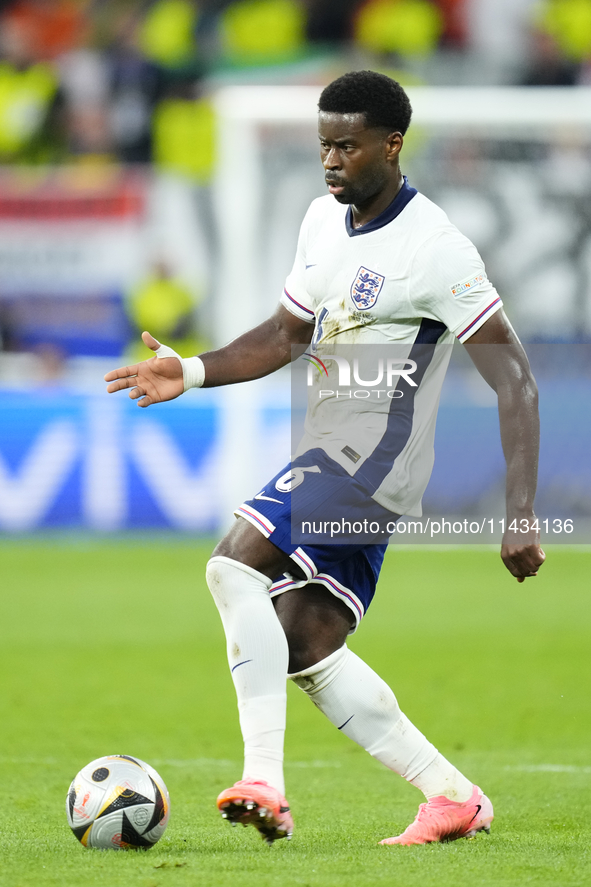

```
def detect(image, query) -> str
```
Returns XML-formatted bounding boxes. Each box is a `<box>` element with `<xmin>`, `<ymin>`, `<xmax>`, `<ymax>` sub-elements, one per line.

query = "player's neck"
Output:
<box><xmin>350</xmin><ymin>174</ymin><xmax>404</xmax><ymax>229</ymax></box>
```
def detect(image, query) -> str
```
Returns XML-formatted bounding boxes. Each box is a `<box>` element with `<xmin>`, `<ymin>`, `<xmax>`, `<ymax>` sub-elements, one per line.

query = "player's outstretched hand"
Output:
<box><xmin>104</xmin><ymin>332</ymin><xmax>184</xmax><ymax>408</ymax></box>
<box><xmin>501</xmin><ymin>522</ymin><xmax>546</xmax><ymax>583</ymax></box>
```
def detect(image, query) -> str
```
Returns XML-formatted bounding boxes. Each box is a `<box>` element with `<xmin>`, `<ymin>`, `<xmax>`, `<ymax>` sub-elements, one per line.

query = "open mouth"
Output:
<box><xmin>326</xmin><ymin>180</ymin><xmax>345</xmax><ymax>194</ymax></box>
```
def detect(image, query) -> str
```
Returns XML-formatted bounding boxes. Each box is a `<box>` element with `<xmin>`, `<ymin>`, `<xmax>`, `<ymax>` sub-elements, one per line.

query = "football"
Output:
<box><xmin>66</xmin><ymin>754</ymin><xmax>170</xmax><ymax>850</ymax></box>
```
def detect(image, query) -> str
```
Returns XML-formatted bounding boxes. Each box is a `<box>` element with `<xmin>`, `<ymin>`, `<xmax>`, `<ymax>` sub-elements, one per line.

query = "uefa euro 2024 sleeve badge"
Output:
<box><xmin>350</xmin><ymin>266</ymin><xmax>385</xmax><ymax>310</ymax></box>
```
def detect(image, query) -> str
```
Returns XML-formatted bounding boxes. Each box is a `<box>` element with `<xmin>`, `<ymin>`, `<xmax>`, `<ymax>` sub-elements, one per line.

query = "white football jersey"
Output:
<box><xmin>281</xmin><ymin>178</ymin><xmax>503</xmax><ymax>516</ymax></box>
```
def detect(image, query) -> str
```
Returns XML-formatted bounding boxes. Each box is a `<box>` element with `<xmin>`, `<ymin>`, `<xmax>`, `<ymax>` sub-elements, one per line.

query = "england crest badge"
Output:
<box><xmin>350</xmin><ymin>266</ymin><xmax>385</xmax><ymax>310</ymax></box>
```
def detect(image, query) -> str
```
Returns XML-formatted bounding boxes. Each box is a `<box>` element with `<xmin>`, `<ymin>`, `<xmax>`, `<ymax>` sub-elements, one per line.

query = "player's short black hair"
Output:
<box><xmin>318</xmin><ymin>70</ymin><xmax>412</xmax><ymax>135</ymax></box>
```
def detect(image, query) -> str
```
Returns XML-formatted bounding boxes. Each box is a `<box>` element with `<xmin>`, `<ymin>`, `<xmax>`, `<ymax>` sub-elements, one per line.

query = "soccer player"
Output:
<box><xmin>105</xmin><ymin>71</ymin><xmax>545</xmax><ymax>846</ymax></box>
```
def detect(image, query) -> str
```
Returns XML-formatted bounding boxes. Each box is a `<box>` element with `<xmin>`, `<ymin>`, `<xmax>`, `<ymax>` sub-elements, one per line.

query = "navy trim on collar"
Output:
<box><xmin>345</xmin><ymin>176</ymin><xmax>417</xmax><ymax>237</ymax></box>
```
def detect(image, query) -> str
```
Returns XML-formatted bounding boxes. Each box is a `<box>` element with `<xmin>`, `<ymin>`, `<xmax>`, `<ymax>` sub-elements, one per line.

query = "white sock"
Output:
<box><xmin>409</xmin><ymin>753</ymin><xmax>474</xmax><ymax>802</ymax></box>
<box><xmin>290</xmin><ymin>645</ymin><xmax>473</xmax><ymax>802</ymax></box>
<box><xmin>206</xmin><ymin>556</ymin><xmax>288</xmax><ymax>795</ymax></box>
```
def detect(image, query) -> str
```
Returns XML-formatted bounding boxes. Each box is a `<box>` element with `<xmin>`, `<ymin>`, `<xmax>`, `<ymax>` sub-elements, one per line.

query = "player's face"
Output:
<box><xmin>318</xmin><ymin>112</ymin><xmax>399</xmax><ymax>207</ymax></box>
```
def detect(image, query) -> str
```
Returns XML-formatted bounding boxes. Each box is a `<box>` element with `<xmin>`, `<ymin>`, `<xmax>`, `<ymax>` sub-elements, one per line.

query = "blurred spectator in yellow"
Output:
<box><xmin>152</xmin><ymin>86</ymin><xmax>215</xmax><ymax>181</ymax></box>
<box><xmin>134</xmin><ymin>0</ymin><xmax>211</xmax><ymax>174</ymax></box>
<box><xmin>354</xmin><ymin>0</ymin><xmax>443</xmax><ymax>59</ymax></box>
<box><xmin>127</xmin><ymin>258</ymin><xmax>209</xmax><ymax>360</ymax></box>
<box><xmin>138</xmin><ymin>0</ymin><xmax>199</xmax><ymax>68</ymax></box>
<box><xmin>286</xmin><ymin>0</ymin><xmax>464</xmax><ymax>52</ymax></box>
<box><xmin>537</xmin><ymin>0</ymin><xmax>591</xmax><ymax>62</ymax></box>
<box><xmin>219</xmin><ymin>0</ymin><xmax>306</xmax><ymax>66</ymax></box>
<box><xmin>0</xmin><ymin>12</ymin><xmax>60</xmax><ymax>160</ymax></box>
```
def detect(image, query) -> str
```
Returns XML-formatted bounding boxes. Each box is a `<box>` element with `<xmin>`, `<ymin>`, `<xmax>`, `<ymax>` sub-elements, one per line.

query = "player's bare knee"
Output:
<box><xmin>289</xmin><ymin>643</ymin><xmax>349</xmax><ymax>690</ymax></box>
<box><xmin>210</xmin><ymin>517</ymin><xmax>291</xmax><ymax>578</ymax></box>
<box><xmin>210</xmin><ymin>530</ymin><xmax>243</xmax><ymax>562</ymax></box>
<box><xmin>283</xmin><ymin>629</ymin><xmax>347</xmax><ymax>674</ymax></box>
<box><xmin>287</xmin><ymin>646</ymin><xmax>321</xmax><ymax>675</ymax></box>
<box><xmin>274</xmin><ymin>586</ymin><xmax>354</xmax><ymax>673</ymax></box>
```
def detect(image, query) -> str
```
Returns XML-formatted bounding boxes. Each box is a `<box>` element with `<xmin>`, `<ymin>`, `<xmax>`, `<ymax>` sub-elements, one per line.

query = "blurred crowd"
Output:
<box><xmin>0</xmin><ymin>0</ymin><xmax>590</xmax><ymax>369</ymax></box>
<box><xmin>0</xmin><ymin>0</ymin><xmax>590</xmax><ymax>173</ymax></box>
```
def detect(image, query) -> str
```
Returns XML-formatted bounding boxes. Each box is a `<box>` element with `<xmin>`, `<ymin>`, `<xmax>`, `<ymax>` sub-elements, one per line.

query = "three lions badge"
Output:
<box><xmin>351</xmin><ymin>266</ymin><xmax>385</xmax><ymax>310</ymax></box>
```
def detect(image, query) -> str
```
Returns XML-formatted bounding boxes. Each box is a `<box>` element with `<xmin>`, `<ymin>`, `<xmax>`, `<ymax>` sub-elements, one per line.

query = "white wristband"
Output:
<box><xmin>181</xmin><ymin>355</ymin><xmax>205</xmax><ymax>391</ymax></box>
<box><xmin>154</xmin><ymin>343</ymin><xmax>205</xmax><ymax>392</ymax></box>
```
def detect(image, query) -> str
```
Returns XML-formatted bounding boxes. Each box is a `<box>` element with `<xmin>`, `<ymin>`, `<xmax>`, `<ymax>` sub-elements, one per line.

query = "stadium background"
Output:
<box><xmin>1</xmin><ymin>4</ymin><xmax>590</xmax><ymax>885</ymax></box>
<box><xmin>0</xmin><ymin>0</ymin><xmax>590</xmax><ymax>535</ymax></box>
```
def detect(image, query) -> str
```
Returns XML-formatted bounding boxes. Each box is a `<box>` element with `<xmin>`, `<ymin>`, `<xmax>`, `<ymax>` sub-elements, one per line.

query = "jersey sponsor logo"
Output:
<box><xmin>350</xmin><ymin>266</ymin><xmax>385</xmax><ymax>310</ymax></box>
<box><xmin>450</xmin><ymin>273</ymin><xmax>486</xmax><ymax>297</ymax></box>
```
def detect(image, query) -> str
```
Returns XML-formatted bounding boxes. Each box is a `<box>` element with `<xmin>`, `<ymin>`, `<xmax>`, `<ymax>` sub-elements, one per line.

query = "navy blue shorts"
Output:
<box><xmin>235</xmin><ymin>449</ymin><xmax>398</xmax><ymax>630</ymax></box>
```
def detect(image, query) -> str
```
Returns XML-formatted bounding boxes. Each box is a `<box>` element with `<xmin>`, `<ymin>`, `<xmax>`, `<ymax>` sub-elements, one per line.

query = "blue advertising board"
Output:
<box><xmin>0</xmin><ymin>371</ymin><xmax>589</xmax><ymax>534</ymax></box>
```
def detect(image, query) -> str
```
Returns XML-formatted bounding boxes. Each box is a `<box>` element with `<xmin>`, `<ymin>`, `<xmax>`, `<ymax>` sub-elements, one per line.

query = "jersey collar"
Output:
<box><xmin>345</xmin><ymin>176</ymin><xmax>417</xmax><ymax>237</ymax></box>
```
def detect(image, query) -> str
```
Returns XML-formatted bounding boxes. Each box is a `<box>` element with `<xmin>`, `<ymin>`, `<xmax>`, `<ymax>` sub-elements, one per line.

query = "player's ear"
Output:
<box><xmin>386</xmin><ymin>131</ymin><xmax>403</xmax><ymax>160</ymax></box>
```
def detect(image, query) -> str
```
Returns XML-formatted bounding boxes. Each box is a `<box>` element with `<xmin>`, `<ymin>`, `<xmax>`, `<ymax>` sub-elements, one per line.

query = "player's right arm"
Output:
<box><xmin>104</xmin><ymin>304</ymin><xmax>313</xmax><ymax>408</ymax></box>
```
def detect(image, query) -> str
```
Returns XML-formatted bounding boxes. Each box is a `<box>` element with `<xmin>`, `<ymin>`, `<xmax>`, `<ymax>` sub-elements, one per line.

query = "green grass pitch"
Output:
<box><xmin>0</xmin><ymin>539</ymin><xmax>589</xmax><ymax>887</ymax></box>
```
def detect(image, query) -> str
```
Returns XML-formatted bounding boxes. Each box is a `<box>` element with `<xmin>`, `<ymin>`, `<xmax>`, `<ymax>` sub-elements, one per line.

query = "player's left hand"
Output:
<box><xmin>501</xmin><ymin>521</ymin><xmax>546</xmax><ymax>582</ymax></box>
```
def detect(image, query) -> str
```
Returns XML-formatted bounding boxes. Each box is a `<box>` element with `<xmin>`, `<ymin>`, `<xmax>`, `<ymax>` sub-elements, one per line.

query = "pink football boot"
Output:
<box><xmin>380</xmin><ymin>785</ymin><xmax>493</xmax><ymax>845</ymax></box>
<box><xmin>217</xmin><ymin>778</ymin><xmax>294</xmax><ymax>845</ymax></box>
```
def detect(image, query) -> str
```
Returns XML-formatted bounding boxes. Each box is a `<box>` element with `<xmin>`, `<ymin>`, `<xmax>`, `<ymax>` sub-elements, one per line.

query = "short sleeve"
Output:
<box><xmin>280</xmin><ymin>206</ymin><xmax>316</xmax><ymax>324</ymax></box>
<box><xmin>409</xmin><ymin>230</ymin><xmax>502</xmax><ymax>343</ymax></box>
